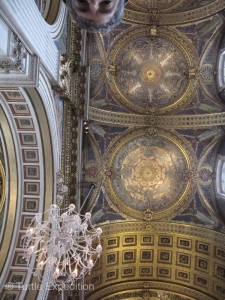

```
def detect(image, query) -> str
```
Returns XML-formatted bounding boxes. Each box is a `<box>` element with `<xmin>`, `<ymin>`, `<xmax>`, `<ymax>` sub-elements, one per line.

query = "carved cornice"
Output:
<box><xmin>70</xmin><ymin>67</ymin><xmax>87</xmax><ymax>116</ymax></box>
<box><xmin>87</xmin><ymin>282</ymin><xmax>215</xmax><ymax>300</ymax></box>
<box><xmin>0</xmin><ymin>30</ymin><xmax>26</xmax><ymax>74</ymax></box>
<box><xmin>99</xmin><ymin>221</ymin><xmax>225</xmax><ymax>244</ymax></box>
<box><xmin>89</xmin><ymin>107</ymin><xmax>225</xmax><ymax>129</ymax></box>
<box><xmin>62</xmin><ymin>22</ymin><xmax>83</xmax><ymax>207</ymax></box>
<box><xmin>62</xmin><ymin>103</ymin><xmax>79</xmax><ymax>207</ymax></box>
<box><xmin>0</xmin><ymin>30</ymin><xmax>39</xmax><ymax>86</ymax></box>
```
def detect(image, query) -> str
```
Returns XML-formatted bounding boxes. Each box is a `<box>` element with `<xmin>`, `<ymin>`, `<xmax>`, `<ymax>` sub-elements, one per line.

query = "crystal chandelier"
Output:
<box><xmin>23</xmin><ymin>204</ymin><xmax>102</xmax><ymax>286</ymax></box>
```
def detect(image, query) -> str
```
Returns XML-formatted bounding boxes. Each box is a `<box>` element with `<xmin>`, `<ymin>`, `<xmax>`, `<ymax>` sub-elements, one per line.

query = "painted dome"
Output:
<box><xmin>104</xmin><ymin>128</ymin><xmax>196</xmax><ymax>220</ymax></box>
<box><xmin>107</xmin><ymin>27</ymin><xmax>198</xmax><ymax>114</ymax></box>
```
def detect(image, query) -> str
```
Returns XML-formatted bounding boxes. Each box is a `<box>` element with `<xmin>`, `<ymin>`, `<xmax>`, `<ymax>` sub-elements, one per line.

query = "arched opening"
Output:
<box><xmin>35</xmin><ymin>0</ymin><xmax>61</xmax><ymax>25</ymax></box>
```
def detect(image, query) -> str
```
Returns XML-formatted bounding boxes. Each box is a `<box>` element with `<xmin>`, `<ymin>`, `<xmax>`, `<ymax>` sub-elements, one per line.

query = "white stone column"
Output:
<box><xmin>0</xmin><ymin>0</ymin><xmax>60</xmax><ymax>82</ymax></box>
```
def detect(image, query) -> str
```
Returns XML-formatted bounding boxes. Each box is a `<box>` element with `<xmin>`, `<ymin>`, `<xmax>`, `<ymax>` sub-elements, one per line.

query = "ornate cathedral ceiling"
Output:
<box><xmin>1</xmin><ymin>1</ymin><xmax>225</xmax><ymax>300</ymax></box>
<box><xmin>107</xmin><ymin>26</ymin><xmax>198</xmax><ymax>114</ymax></box>
<box><xmin>65</xmin><ymin>1</ymin><xmax>225</xmax><ymax>300</ymax></box>
<box><xmin>83</xmin><ymin>2</ymin><xmax>225</xmax><ymax>227</ymax></box>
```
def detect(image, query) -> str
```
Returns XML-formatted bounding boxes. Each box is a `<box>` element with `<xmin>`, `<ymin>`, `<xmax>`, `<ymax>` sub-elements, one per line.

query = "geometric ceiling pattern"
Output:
<box><xmin>0</xmin><ymin>88</ymin><xmax>43</xmax><ymax>300</ymax></box>
<box><xmin>0</xmin><ymin>1</ymin><xmax>63</xmax><ymax>299</ymax></box>
<box><xmin>0</xmin><ymin>87</ymin><xmax>54</xmax><ymax>300</ymax></box>
<box><xmin>85</xmin><ymin>222</ymin><xmax>225</xmax><ymax>300</ymax></box>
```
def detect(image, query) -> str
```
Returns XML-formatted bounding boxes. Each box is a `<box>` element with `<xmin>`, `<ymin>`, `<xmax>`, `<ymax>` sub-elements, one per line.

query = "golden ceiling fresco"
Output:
<box><xmin>107</xmin><ymin>27</ymin><xmax>198</xmax><ymax>114</ymax></box>
<box><xmin>1</xmin><ymin>1</ymin><xmax>221</xmax><ymax>299</ymax></box>
<box><xmin>128</xmin><ymin>0</ymin><xmax>185</xmax><ymax>12</ymax></box>
<box><xmin>123</xmin><ymin>1</ymin><xmax>225</xmax><ymax>25</ymax></box>
<box><xmin>85</xmin><ymin>222</ymin><xmax>225</xmax><ymax>300</ymax></box>
<box><xmin>67</xmin><ymin>1</ymin><xmax>225</xmax><ymax>299</ymax></box>
<box><xmin>104</xmin><ymin>128</ymin><xmax>196</xmax><ymax>220</ymax></box>
<box><xmin>2</xmin><ymin>1</ymin><xmax>225</xmax><ymax>300</ymax></box>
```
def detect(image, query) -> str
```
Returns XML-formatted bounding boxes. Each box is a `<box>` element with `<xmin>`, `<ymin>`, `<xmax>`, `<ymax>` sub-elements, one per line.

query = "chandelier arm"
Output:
<box><xmin>23</xmin><ymin>204</ymin><xmax>102</xmax><ymax>285</ymax></box>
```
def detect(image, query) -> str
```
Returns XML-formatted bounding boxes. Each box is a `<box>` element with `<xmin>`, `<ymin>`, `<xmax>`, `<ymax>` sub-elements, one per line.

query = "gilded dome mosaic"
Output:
<box><xmin>107</xmin><ymin>27</ymin><xmax>198</xmax><ymax>114</ymax></box>
<box><xmin>104</xmin><ymin>128</ymin><xmax>197</xmax><ymax>220</ymax></box>
<box><xmin>128</xmin><ymin>0</ymin><xmax>185</xmax><ymax>12</ymax></box>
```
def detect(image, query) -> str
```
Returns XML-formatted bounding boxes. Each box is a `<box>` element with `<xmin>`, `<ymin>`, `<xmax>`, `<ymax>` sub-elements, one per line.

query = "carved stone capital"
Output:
<box><xmin>0</xmin><ymin>30</ymin><xmax>27</xmax><ymax>74</ymax></box>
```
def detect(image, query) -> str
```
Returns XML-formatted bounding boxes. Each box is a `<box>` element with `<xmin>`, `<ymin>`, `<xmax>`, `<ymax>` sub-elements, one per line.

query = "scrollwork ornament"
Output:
<box><xmin>56</xmin><ymin>171</ymin><xmax>68</xmax><ymax>206</ymax></box>
<box><xmin>200</xmin><ymin>64</ymin><xmax>214</xmax><ymax>82</ymax></box>
<box><xmin>58</xmin><ymin>54</ymin><xmax>74</xmax><ymax>99</ymax></box>
<box><xmin>0</xmin><ymin>31</ymin><xmax>27</xmax><ymax>74</ymax></box>
<box><xmin>147</xmin><ymin>127</ymin><xmax>157</xmax><ymax>138</ymax></box>
<box><xmin>183</xmin><ymin>167</ymin><xmax>198</xmax><ymax>182</ymax></box>
<box><xmin>147</xmin><ymin>116</ymin><xmax>157</xmax><ymax>126</ymax></box>
<box><xmin>144</xmin><ymin>208</ymin><xmax>153</xmax><ymax>221</ymax></box>
<box><xmin>145</xmin><ymin>223</ymin><xmax>154</xmax><ymax>231</ymax></box>
<box><xmin>142</xmin><ymin>282</ymin><xmax>151</xmax><ymax>289</ymax></box>
<box><xmin>107</xmin><ymin>64</ymin><xmax>117</xmax><ymax>76</ymax></box>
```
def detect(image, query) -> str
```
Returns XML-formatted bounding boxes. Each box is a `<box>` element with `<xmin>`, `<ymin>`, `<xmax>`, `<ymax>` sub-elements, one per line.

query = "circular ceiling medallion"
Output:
<box><xmin>104</xmin><ymin>128</ymin><xmax>196</xmax><ymax>220</ymax></box>
<box><xmin>139</xmin><ymin>62</ymin><xmax>163</xmax><ymax>86</ymax></box>
<box><xmin>107</xmin><ymin>26</ymin><xmax>198</xmax><ymax>114</ymax></box>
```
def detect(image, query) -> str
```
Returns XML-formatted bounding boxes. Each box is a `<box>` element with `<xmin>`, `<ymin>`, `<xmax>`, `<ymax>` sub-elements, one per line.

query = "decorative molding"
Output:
<box><xmin>0</xmin><ymin>30</ymin><xmax>26</xmax><ymax>73</ymax></box>
<box><xmin>0</xmin><ymin>0</ymin><xmax>59</xmax><ymax>81</ymax></box>
<box><xmin>52</xmin><ymin>54</ymin><xmax>73</xmax><ymax>100</ymax></box>
<box><xmin>127</xmin><ymin>0</ymin><xmax>185</xmax><ymax>13</ymax></box>
<box><xmin>0</xmin><ymin>158</ymin><xmax>6</xmax><ymax>214</ymax></box>
<box><xmin>46</xmin><ymin>1</ymin><xmax>67</xmax><ymax>40</ymax></box>
<box><xmin>62</xmin><ymin>22</ymin><xmax>83</xmax><ymax>208</ymax></box>
<box><xmin>0</xmin><ymin>27</ymin><xmax>39</xmax><ymax>87</ymax></box>
<box><xmin>87</xmin><ymin>283</ymin><xmax>215</xmax><ymax>300</ymax></box>
<box><xmin>0</xmin><ymin>88</ymin><xmax>43</xmax><ymax>300</ymax></box>
<box><xmin>37</xmin><ymin>68</ymin><xmax>61</xmax><ymax>171</ymax></box>
<box><xmin>56</xmin><ymin>170</ymin><xmax>68</xmax><ymax>206</ymax></box>
<box><xmin>89</xmin><ymin>107</ymin><xmax>225</xmax><ymax>129</ymax></box>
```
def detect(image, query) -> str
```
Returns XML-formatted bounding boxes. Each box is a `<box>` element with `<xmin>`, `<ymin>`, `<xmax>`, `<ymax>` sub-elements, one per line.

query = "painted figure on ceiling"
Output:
<box><xmin>65</xmin><ymin>0</ymin><xmax>128</xmax><ymax>34</ymax></box>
